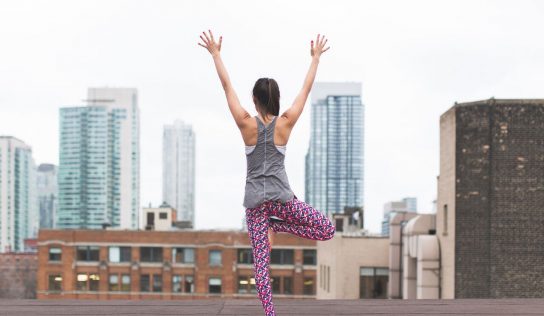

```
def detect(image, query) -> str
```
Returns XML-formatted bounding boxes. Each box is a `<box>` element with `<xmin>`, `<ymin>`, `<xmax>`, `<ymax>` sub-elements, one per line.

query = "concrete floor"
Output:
<box><xmin>1</xmin><ymin>298</ymin><xmax>544</xmax><ymax>315</ymax></box>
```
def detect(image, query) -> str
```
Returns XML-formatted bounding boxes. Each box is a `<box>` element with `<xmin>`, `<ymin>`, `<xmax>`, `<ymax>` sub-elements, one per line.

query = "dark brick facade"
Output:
<box><xmin>453</xmin><ymin>99</ymin><xmax>544</xmax><ymax>298</ymax></box>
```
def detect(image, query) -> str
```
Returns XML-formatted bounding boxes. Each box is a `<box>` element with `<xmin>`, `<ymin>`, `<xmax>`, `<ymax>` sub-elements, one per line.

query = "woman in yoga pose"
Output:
<box><xmin>198</xmin><ymin>30</ymin><xmax>334</xmax><ymax>316</ymax></box>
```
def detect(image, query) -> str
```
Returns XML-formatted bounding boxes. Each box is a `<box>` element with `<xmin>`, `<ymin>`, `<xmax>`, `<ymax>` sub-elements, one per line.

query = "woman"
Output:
<box><xmin>198</xmin><ymin>30</ymin><xmax>335</xmax><ymax>316</ymax></box>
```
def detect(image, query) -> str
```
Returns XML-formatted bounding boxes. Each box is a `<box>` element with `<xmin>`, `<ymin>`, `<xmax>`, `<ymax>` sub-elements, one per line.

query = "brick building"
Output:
<box><xmin>437</xmin><ymin>98</ymin><xmax>544</xmax><ymax>298</ymax></box>
<box><xmin>36</xmin><ymin>228</ymin><xmax>317</xmax><ymax>300</ymax></box>
<box><xmin>0</xmin><ymin>251</ymin><xmax>37</xmax><ymax>298</ymax></box>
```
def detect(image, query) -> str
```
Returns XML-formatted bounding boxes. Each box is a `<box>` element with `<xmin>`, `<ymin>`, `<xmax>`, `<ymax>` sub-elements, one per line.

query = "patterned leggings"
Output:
<box><xmin>245</xmin><ymin>195</ymin><xmax>336</xmax><ymax>316</ymax></box>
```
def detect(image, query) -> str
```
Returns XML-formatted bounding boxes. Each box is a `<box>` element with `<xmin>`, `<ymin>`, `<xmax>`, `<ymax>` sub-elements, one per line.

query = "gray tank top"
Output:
<box><xmin>243</xmin><ymin>116</ymin><xmax>295</xmax><ymax>208</ymax></box>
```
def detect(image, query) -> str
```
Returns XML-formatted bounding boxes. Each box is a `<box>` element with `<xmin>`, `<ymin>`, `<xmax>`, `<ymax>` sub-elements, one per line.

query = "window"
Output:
<box><xmin>48</xmin><ymin>274</ymin><xmax>62</xmax><ymax>291</ymax></box>
<box><xmin>359</xmin><ymin>267</ymin><xmax>388</xmax><ymax>299</ymax></box>
<box><xmin>283</xmin><ymin>277</ymin><xmax>293</xmax><ymax>295</ymax></box>
<box><xmin>77</xmin><ymin>246</ymin><xmax>100</xmax><ymax>261</ymax></box>
<box><xmin>140</xmin><ymin>247</ymin><xmax>163</xmax><ymax>262</ymax></box>
<box><xmin>140</xmin><ymin>274</ymin><xmax>150</xmax><ymax>292</ymax></box>
<box><xmin>335</xmin><ymin>218</ymin><xmax>344</xmax><ymax>232</ymax></box>
<box><xmin>121</xmin><ymin>274</ymin><xmax>131</xmax><ymax>291</ymax></box>
<box><xmin>271</xmin><ymin>276</ymin><xmax>280</xmax><ymax>294</ymax></box>
<box><xmin>152</xmin><ymin>274</ymin><xmax>162</xmax><ymax>292</ymax></box>
<box><xmin>303</xmin><ymin>277</ymin><xmax>315</xmax><ymax>295</ymax></box>
<box><xmin>209</xmin><ymin>250</ymin><xmax>222</xmax><ymax>266</ymax></box>
<box><xmin>184</xmin><ymin>275</ymin><xmax>194</xmax><ymax>293</ymax></box>
<box><xmin>76</xmin><ymin>273</ymin><xmax>100</xmax><ymax>291</ymax></box>
<box><xmin>109</xmin><ymin>246</ymin><xmax>131</xmax><ymax>262</ymax></box>
<box><xmin>172</xmin><ymin>275</ymin><xmax>182</xmax><ymax>293</ymax></box>
<box><xmin>237</xmin><ymin>249</ymin><xmax>253</xmax><ymax>264</ymax></box>
<box><xmin>208</xmin><ymin>277</ymin><xmax>222</xmax><ymax>293</ymax></box>
<box><xmin>237</xmin><ymin>276</ymin><xmax>257</xmax><ymax>294</ymax></box>
<box><xmin>76</xmin><ymin>273</ymin><xmax>87</xmax><ymax>291</ymax></box>
<box><xmin>140</xmin><ymin>274</ymin><xmax>161</xmax><ymax>292</ymax></box>
<box><xmin>109</xmin><ymin>274</ymin><xmax>119</xmax><ymax>291</ymax></box>
<box><xmin>303</xmin><ymin>249</ymin><xmax>317</xmax><ymax>265</ymax></box>
<box><xmin>172</xmin><ymin>275</ymin><xmax>194</xmax><ymax>293</ymax></box>
<box><xmin>270</xmin><ymin>249</ymin><xmax>294</xmax><ymax>265</ymax></box>
<box><xmin>172</xmin><ymin>248</ymin><xmax>195</xmax><ymax>263</ymax></box>
<box><xmin>89</xmin><ymin>274</ymin><xmax>100</xmax><ymax>291</ymax></box>
<box><xmin>49</xmin><ymin>247</ymin><xmax>62</xmax><ymax>261</ymax></box>
<box><xmin>159</xmin><ymin>212</ymin><xmax>167</xmax><ymax>219</ymax></box>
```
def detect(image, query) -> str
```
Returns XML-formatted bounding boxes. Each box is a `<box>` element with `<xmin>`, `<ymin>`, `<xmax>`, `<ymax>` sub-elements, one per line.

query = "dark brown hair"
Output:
<box><xmin>252</xmin><ymin>78</ymin><xmax>280</xmax><ymax>118</ymax></box>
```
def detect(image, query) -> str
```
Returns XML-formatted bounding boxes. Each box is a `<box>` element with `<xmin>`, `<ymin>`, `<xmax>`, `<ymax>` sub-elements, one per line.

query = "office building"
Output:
<box><xmin>305</xmin><ymin>82</ymin><xmax>364</xmax><ymax>216</ymax></box>
<box><xmin>37</xmin><ymin>164</ymin><xmax>57</xmax><ymax>229</ymax></box>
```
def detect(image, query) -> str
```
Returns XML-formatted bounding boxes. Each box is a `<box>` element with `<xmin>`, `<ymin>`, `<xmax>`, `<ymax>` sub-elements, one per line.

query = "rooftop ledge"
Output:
<box><xmin>1</xmin><ymin>299</ymin><xmax>543</xmax><ymax>315</ymax></box>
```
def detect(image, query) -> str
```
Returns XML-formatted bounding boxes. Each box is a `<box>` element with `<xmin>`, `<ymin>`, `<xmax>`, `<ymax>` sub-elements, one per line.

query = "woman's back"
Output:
<box><xmin>243</xmin><ymin>116</ymin><xmax>294</xmax><ymax>209</ymax></box>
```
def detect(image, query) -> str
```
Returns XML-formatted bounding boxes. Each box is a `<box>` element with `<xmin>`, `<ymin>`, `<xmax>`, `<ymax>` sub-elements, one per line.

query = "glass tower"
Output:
<box><xmin>0</xmin><ymin>136</ymin><xmax>37</xmax><ymax>252</ymax></box>
<box><xmin>305</xmin><ymin>82</ymin><xmax>364</xmax><ymax>217</ymax></box>
<box><xmin>162</xmin><ymin>120</ymin><xmax>195</xmax><ymax>226</ymax></box>
<box><xmin>37</xmin><ymin>163</ymin><xmax>57</xmax><ymax>229</ymax></box>
<box><xmin>58</xmin><ymin>88</ymin><xmax>140</xmax><ymax>229</ymax></box>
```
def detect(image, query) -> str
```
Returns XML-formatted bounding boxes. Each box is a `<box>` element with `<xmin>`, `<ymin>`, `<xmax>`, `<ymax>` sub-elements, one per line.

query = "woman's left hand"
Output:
<box><xmin>198</xmin><ymin>29</ymin><xmax>222</xmax><ymax>57</ymax></box>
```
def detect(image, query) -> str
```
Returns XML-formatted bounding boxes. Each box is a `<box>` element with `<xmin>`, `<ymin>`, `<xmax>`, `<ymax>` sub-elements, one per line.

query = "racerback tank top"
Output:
<box><xmin>243</xmin><ymin>116</ymin><xmax>295</xmax><ymax>208</ymax></box>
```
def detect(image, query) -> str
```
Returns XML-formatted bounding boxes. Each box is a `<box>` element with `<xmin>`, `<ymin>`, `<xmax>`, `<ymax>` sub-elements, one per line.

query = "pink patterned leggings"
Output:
<box><xmin>245</xmin><ymin>195</ymin><xmax>336</xmax><ymax>316</ymax></box>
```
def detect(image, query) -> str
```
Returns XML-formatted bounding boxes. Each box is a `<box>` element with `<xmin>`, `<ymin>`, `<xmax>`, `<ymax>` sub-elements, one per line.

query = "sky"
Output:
<box><xmin>1</xmin><ymin>0</ymin><xmax>543</xmax><ymax>233</ymax></box>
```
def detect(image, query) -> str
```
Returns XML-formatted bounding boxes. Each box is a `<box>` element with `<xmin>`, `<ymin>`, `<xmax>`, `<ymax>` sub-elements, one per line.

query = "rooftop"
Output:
<box><xmin>1</xmin><ymin>299</ymin><xmax>543</xmax><ymax>315</ymax></box>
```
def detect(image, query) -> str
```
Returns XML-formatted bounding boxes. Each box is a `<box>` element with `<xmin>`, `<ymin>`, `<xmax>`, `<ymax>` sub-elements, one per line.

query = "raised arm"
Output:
<box><xmin>280</xmin><ymin>34</ymin><xmax>330</xmax><ymax>127</ymax></box>
<box><xmin>198</xmin><ymin>30</ymin><xmax>252</xmax><ymax>128</ymax></box>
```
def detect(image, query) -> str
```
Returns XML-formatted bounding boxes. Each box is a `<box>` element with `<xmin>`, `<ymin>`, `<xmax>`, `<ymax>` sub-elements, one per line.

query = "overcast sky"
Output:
<box><xmin>1</xmin><ymin>0</ymin><xmax>543</xmax><ymax>233</ymax></box>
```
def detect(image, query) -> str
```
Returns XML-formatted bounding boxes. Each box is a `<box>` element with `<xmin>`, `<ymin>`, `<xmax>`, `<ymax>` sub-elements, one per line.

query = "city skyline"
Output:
<box><xmin>1</xmin><ymin>0</ymin><xmax>544</xmax><ymax>232</ymax></box>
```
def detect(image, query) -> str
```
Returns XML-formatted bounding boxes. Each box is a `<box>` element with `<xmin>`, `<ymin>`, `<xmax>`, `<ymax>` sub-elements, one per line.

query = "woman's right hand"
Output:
<box><xmin>198</xmin><ymin>29</ymin><xmax>222</xmax><ymax>58</ymax></box>
<box><xmin>311</xmin><ymin>34</ymin><xmax>330</xmax><ymax>59</ymax></box>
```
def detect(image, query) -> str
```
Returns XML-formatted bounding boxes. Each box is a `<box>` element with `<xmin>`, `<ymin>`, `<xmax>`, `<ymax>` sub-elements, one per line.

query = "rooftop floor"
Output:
<box><xmin>1</xmin><ymin>298</ymin><xmax>543</xmax><ymax>315</ymax></box>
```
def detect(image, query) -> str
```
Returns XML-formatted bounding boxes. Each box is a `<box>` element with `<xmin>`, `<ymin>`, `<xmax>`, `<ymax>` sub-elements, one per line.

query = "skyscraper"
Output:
<box><xmin>58</xmin><ymin>88</ymin><xmax>140</xmax><ymax>229</ymax></box>
<box><xmin>0</xmin><ymin>136</ymin><xmax>37</xmax><ymax>252</ymax></box>
<box><xmin>305</xmin><ymin>82</ymin><xmax>364</xmax><ymax>217</ymax></box>
<box><xmin>163</xmin><ymin>120</ymin><xmax>195</xmax><ymax>226</ymax></box>
<box><xmin>381</xmin><ymin>197</ymin><xmax>417</xmax><ymax>236</ymax></box>
<box><xmin>37</xmin><ymin>163</ymin><xmax>57</xmax><ymax>229</ymax></box>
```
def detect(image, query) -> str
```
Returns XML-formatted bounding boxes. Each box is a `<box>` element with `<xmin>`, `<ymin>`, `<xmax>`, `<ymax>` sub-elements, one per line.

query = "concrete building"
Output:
<box><xmin>305</xmin><ymin>82</ymin><xmax>365</xmax><ymax>216</ymax></box>
<box><xmin>317</xmin><ymin>212</ymin><xmax>389</xmax><ymax>299</ymax></box>
<box><xmin>0</xmin><ymin>136</ymin><xmax>37</xmax><ymax>253</ymax></box>
<box><xmin>37</xmin><ymin>163</ymin><xmax>57</xmax><ymax>229</ymax></box>
<box><xmin>162</xmin><ymin>120</ymin><xmax>195</xmax><ymax>226</ymax></box>
<box><xmin>36</xmin><ymin>210</ymin><xmax>317</xmax><ymax>300</ymax></box>
<box><xmin>381</xmin><ymin>197</ymin><xmax>417</xmax><ymax>236</ymax></box>
<box><xmin>58</xmin><ymin>88</ymin><xmax>140</xmax><ymax>230</ymax></box>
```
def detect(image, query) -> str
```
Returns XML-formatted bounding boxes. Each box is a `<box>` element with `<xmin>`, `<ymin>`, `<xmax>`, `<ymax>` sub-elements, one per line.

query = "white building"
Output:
<box><xmin>162</xmin><ymin>120</ymin><xmax>195</xmax><ymax>226</ymax></box>
<box><xmin>58</xmin><ymin>88</ymin><xmax>140</xmax><ymax>229</ymax></box>
<box><xmin>0</xmin><ymin>136</ymin><xmax>37</xmax><ymax>252</ymax></box>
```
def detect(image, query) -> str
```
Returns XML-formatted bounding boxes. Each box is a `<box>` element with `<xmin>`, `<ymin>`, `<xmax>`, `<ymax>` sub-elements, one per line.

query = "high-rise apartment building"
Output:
<box><xmin>305</xmin><ymin>82</ymin><xmax>364</xmax><ymax>216</ymax></box>
<box><xmin>0</xmin><ymin>136</ymin><xmax>37</xmax><ymax>252</ymax></box>
<box><xmin>58</xmin><ymin>88</ymin><xmax>140</xmax><ymax>229</ymax></box>
<box><xmin>162</xmin><ymin>120</ymin><xmax>195</xmax><ymax>225</ymax></box>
